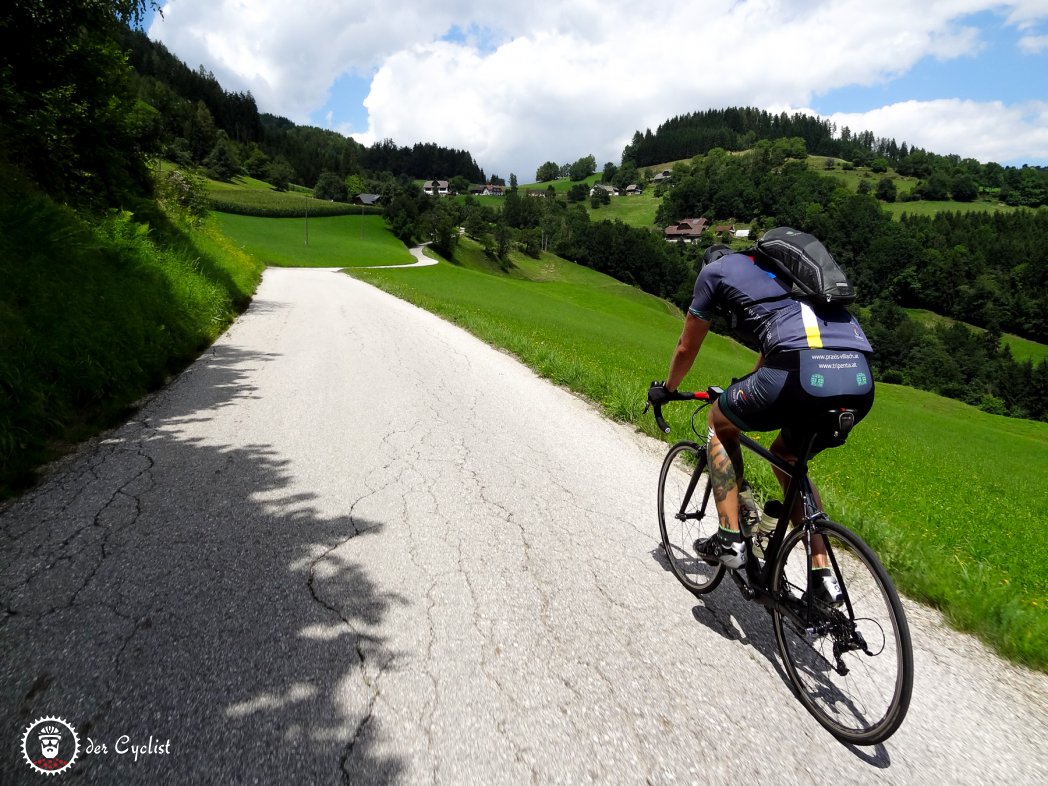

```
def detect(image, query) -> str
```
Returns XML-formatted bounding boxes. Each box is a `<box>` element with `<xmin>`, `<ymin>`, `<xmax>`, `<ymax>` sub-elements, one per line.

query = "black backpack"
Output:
<box><xmin>753</xmin><ymin>227</ymin><xmax>855</xmax><ymax>306</ymax></box>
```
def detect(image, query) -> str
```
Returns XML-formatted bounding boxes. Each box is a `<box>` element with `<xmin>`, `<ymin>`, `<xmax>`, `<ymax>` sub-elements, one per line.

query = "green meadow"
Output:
<box><xmin>205</xmin><ymin>173</ymin><xmax>363</xmax><ymax>217</ymax></box>
<box><xmin>585</xmin><ymin>190</ymin><xmax>662</xmax><ymax>228</ymax></box>
<box><xmin>808</xmin><ymin>156</ymin><xmax>1014</xmax><ymax>218</ymax></box>
<box><xmin>214</xmin><ymin>213</ymin><xmax>414</xmax><ymax>267</ymax></box>
<box><xmin>337</xmin><ymin>235</ymin><xmax>1048</xmax><ymax>669</ymax></box>
<box><xmin>904</xmin><ymin>308</ymin><xmax>1048</xmax><ymax>365</ymax></box>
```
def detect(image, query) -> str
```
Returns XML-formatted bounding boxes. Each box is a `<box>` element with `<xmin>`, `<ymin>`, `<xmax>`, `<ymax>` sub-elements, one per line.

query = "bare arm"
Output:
<box><xmin>666</xmin><ymin>313</ymin><xmax>711</xmax><ymax>391</ymax></box>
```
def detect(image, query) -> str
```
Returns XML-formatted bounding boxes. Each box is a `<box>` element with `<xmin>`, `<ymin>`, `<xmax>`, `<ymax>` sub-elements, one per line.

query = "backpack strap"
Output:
<box><xmin>744</xmin><ymin>249</ymin><xmax>795</xmax><ymax>306</ymax></box>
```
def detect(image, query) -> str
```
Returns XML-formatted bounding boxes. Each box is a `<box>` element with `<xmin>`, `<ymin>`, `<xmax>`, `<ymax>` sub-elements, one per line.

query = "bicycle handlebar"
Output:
<box><xmin>644</xmin><ymin>387</ymin><xmax>721</xmax><ymax>434</ymax></box>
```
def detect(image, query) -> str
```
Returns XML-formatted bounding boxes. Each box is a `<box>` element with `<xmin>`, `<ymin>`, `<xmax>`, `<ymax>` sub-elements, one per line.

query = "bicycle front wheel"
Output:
<box><xmin>657</xmin><ymin>442</ymin><xmax>724</xmax><ymax>595</ymax></box>
<box><xmin>771</xmin><ymin>519</ymin><xmax>913</xmax><ymax>745</ymax></box>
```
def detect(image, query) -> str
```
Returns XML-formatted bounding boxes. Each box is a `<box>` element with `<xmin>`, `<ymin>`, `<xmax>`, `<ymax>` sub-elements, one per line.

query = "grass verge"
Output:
<box><xmin>346</xmin><ymin>241</ymin><xmax>1048</xmax><ymax>670</ymax></box>
<box><xmin>0</xmin><ymin>168</ymin><xmax>264</xmax><ymax>495</ymax></box>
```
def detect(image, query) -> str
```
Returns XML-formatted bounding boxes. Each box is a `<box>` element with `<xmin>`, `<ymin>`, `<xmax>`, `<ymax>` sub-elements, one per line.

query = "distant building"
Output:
<box><xmin>469</xmin><ymin>184</ymin><xmax>505</xmax><ymax>196</ymax></box>
<box><xmin>624</xmin><ymin>184</ymin><xmax>642</xmax><ymax>195</ymax></box>
<box><xmin>713</xmin><ymin>224</ymin><xmax>750</xmax><ymax>240</ymax></box>
<box><xmin>590</xmin><ymin>184</ymin><xmax>620</xmax><ymax>197</ymax></box>
<box><xmin>354</xmin><ymin>193</ymin><xmax>382</xmax><ymax>206</ymax></box>
<box><xmin>664</xmin><ymin>217</ymin><xmax>708</xmax><ymax>242</ymax></box>
<box><xmin>651</xmin><ymin>169</ymin><xmax>673</xmax><ymax>184</ymax></box>
<box><xmin>423</xmin><ymin>180</ymin><xmax>450</xmax><ymax>196</ymax></box>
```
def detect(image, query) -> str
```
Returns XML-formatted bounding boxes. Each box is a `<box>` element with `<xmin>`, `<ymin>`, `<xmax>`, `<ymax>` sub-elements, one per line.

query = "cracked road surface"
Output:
<box><xmin>2</xmin><ymin>267</ymin><xmax>1047</xmax><ymax>784</ymax></box>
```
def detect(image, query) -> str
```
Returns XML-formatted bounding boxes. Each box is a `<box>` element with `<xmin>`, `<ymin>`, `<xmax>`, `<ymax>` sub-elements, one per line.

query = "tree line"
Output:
<box><xmin>657</xmin><ymin>148</ymin><xmax>1048</xmax><ymax>420</ymax></box>
<box><xmin>119</xmin><ymin>28</ymin><xmax>485</xmax><ymax>191</ymax></box>
<box><xmin>657</xmin><ymin>148</ymin><xmax>1047</xmax><ymax>341</ymax></box>
<box><xmin>625</xmin><ymin>107</ymin><xmax>1048</xmax><ymax>208</ymax></box>
<box><xmin>382</xmin><ymin>184</ymin><xmax>696</xmax><ymax>303</ymax></box>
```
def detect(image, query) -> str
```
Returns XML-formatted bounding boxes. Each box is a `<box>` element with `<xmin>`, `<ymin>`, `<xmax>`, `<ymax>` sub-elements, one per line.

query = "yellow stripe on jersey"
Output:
<box><xmin>800</xmin><ymin>302</ymin><xmax>824</xmax><ymax>348</ymax></box>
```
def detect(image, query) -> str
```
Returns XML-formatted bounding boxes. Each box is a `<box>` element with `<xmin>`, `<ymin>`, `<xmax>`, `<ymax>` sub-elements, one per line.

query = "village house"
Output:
<box><xmin>651</xmin><ymin>169</ymin><xmax>673</xmax><ymax>184</ymax></box>
<box><xmin>422</xmin><ymin>180</ymin><xmax>450</xmax><ymax>196</ymax></box>
<box><xmin>663</xmin><ymin>217</ymin><xmax>708</xmax><ymax>242</ymax></box>
<box><xmin>590</xmin><ymin>184</ymin><xmax>619</xmax><ymax>197</ymax></box>
<box><xmin>624</xmin><ymin>184</ymin><xmax>642</xmax><ymax>195</ymax></box>
<box><xmin>713</xmin><ymin>224</ymin><xmax>751</xmax><ymax>240</ymax></box>
<box><xmin>468</xmin><ymin>183</ymin><xmax>506</xmax><ymax>196</ymax></box>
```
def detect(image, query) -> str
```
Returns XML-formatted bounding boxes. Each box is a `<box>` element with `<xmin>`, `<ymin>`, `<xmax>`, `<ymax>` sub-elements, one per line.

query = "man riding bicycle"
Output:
<box><xmin>647</xmin><ymin>231</ymin><xmax>874</xmax><ymax>605</ymax></box>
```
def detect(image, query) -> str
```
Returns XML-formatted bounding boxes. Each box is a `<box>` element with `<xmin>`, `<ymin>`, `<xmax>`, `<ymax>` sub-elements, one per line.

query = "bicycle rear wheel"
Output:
<box><xmin>771</xmin><ymin>519</ymin><xmax>913</xmax><ymax>745</ymax></box>
<box><xmin>657</xmin><ymin>442</ymin><xmax>724</xmax><ymax>595</ymax></box>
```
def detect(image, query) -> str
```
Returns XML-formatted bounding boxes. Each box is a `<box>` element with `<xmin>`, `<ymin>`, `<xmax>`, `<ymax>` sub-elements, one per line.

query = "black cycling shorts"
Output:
<box><xmin>718</xmin><ymin>349</ymin><xmax>875</xmax><ymax>455</ymax></box>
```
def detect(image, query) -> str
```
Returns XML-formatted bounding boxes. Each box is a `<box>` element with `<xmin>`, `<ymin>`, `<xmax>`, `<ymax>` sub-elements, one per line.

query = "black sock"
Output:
<box><xmin>718</xmin><ymin>526</ymin><xmax>743</xmax><ymax>543</ymax></box>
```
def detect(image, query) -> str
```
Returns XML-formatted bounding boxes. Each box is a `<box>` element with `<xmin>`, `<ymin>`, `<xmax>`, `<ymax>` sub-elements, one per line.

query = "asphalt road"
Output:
<box><xmin>3</xmin><ymin>267</ymin><xmax>1047</xmax><ymax>784</ymax></box>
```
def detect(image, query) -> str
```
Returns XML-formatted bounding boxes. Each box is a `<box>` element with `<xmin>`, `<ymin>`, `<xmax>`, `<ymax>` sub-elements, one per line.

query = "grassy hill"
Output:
<box><xmin>0</xmin><ymin>165</ymin><xmax>264</xmax><ymax>494</ymax></box>
<box><xmin>578</xmin><ymin>154</ymin><xmax>1018</xmax><ymax>229</ymax></box>
<box><xmin>204</xmin><ymin>172</ymin><xmax>363</xmax><ymax>217</ymax></box>
<box><xmin>807</xmin><ymin>156</ymin><xmax>1015</xmax><ymax>218</ymax></box>
<box><xmin>214</xmin><ymin>213</ymin><xmax>414</xmax><ymax>267</ymax></box>
<box><xmin>905</xmin><ymin>308</ymin><xmax>1048</xmax><ymax>365</ymax></box>
<box><xmin>322</xmin><ymin>235</ymin><xmax>1048</xmax><ymax>670</ymax></box>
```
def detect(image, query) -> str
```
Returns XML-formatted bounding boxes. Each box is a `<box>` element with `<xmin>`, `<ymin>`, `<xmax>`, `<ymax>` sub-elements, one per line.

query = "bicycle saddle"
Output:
<box><xmin>824</xmin><ymin>407</ymin><xmax>857</xmax><ymax>444</ymax></box>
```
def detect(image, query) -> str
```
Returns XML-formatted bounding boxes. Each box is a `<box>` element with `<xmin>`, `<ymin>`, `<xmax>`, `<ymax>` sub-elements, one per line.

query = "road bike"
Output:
<box><xmin>646</xmin><ymin>386</ymin><xmax>913</xmax><ymax>745</ymax></box>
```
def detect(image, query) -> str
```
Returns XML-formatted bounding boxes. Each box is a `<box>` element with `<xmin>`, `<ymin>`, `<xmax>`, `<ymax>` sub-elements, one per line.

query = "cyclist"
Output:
<box><xmin>647</xmin><ymin>236</ymin><xmax>875</xmax><ymax>604</ymax></box>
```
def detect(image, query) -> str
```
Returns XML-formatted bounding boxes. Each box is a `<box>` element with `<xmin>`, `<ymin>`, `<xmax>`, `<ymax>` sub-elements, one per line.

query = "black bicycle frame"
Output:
<box><xmin>688</xmin><ymin>428</ymin><xmax>827</xmax><ymax>618</ymax></box>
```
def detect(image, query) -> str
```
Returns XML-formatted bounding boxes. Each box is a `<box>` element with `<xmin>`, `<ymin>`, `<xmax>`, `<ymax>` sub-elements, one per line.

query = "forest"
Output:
<box><xmin>624</xmin><ymin>107</ymin><xmax>1048</xmax><ymax>209</ymax></box>
<box><xmin>118</xmin><ymin>28</ymin><xmax>485</xmax><ymax>189</ymax></box>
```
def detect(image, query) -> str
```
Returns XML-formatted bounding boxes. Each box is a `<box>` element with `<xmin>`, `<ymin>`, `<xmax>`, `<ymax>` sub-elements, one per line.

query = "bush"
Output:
<box><xmin>314</xmin><ymin>171</ymin><xmax>348</xmax><ymax>201</ymax></box>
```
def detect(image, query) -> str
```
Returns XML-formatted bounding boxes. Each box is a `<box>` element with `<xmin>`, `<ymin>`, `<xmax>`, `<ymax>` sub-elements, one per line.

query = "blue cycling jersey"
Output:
<box><xmin>689</xmin><ymin>252</ymin><xmax>872</xmax><ymax>356</ymax></box>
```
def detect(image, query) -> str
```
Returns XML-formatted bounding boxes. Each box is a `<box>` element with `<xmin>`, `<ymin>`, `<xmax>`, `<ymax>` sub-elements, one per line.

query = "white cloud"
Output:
<box><xmin>822</xmin><ymin>99</ymin><xmax>1048</xmax><ymax>164</ymax></box>
<box><xmin>1019</xmin><ymin>34</ymin><xmax>1048</xmax><ymax>53</ymax></box>
<box><xmin>150</xmin><ymin>1</ymin><xmax>1048</xmax><ymax>176</ymax></box>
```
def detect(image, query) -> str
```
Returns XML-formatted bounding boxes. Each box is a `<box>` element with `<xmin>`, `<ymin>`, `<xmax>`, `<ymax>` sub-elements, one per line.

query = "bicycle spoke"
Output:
<box><xmin>772</xmin><ymin>521</ymin><xmax>913</xmax><ymax>745</ymax></box>
<box><xmin>658</xmin><ymin>443</ymin><xmax>724</xmax><ymax>595</ymax></box>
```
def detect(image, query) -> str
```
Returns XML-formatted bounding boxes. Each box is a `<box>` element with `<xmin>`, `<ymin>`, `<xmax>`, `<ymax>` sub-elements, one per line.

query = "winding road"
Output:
<box><xmin>2</xmin><ymin>267</ymin><xmax>1046</xmax><ymax>784</ymax></box>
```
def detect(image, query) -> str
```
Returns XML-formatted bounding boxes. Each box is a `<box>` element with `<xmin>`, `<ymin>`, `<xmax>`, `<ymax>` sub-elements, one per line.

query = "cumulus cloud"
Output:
<box><xmin>822</xmin><ymin>99</ymin><xmax>1048</xmax><ymax>164</ymax></box>
<box><xmin>150</xmin><ymin>0</ymin><xmax>1048</xmax><ymax>175</ymax></box>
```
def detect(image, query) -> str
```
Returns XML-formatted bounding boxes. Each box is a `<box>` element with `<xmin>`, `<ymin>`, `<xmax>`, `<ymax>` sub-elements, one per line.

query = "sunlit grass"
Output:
<box><xmin>904</xmin><ymin>308</ymin><xmax>1047</xmax><ymax>364</ymax></box>
<box><xmin>214</xmin><ymin>213</ymin><xmax>413</xmax><ymax>267</ymax></box>
<box><xmin>1</xmin><ymin>173</ymin><xmax>263</xmax><ymax>493</ymax></box>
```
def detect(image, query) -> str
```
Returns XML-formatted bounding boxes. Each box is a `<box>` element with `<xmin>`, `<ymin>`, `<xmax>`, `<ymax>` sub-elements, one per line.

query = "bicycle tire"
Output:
<box><xmin>771</xmin><ymin>519</ymin><xmax>913</xmax><ymax>745</ymax></box>
<box><xmin>657</xmin><ymin>442</ymin><xmax>725</xmax><ymax>595</ymax></box>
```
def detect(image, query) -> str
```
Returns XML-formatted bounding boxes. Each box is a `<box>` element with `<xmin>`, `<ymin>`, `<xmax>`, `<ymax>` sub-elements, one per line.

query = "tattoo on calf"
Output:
<box><xmin>708</xmin><ymin>441</ymin><xmax>737</xmax><ymax>503</ymax></box>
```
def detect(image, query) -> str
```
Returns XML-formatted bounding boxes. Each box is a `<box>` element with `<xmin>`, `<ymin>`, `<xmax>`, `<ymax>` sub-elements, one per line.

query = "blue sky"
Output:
<box><xmin>146</xmin><ymin>1</ymin><xmax>1048</xmax><ymax>178</ymax></box>
<box><xmin>813</xmin><ymin>10</ymin><xmax>1039</xmax><ymax>110</ymax></box>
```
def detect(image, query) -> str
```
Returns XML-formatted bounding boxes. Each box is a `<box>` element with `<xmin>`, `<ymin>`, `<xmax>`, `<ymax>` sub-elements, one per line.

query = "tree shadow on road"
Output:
<box><xmin>0</xmin><ymin>343</ymin><xmax>409</xmax><ymax>784</ymax></box>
